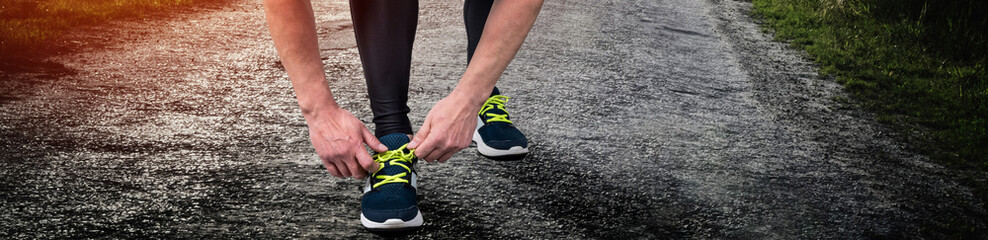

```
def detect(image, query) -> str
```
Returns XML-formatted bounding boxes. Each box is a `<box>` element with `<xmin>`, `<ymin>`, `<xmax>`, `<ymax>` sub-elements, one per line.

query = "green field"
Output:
<box><xmin>1</xmin><ymin>0</ymin><xmax>196</xmax><ymax>55</ymax></box>
<box><xmin>751</xmin><ymin>0</ymin><xmax>987</xmax><ymax>168</ymax></box>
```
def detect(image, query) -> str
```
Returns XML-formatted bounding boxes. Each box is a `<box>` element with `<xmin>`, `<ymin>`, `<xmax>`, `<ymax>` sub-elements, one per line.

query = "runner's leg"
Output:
<box><xmin>351</xmin><ymin>1</ymin><xmax>424</xmax><ymax>231</ymax></box>
<box><xmin>350</xmin><ymin>0</ymin><xmax>418</xmax><ymax>137</ymax></box>
<box><xmin>464</xmin><ymin>0</ymin><xmax>499</xmax><ymax>95</ymax></box>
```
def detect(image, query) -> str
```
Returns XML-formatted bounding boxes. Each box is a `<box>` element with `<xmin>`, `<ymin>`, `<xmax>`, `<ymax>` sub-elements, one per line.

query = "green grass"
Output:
<box><xmin>1</xmin><ymin>0</ymin><xmax>196</xmax><ymax>55</ymax></box>
<box><xmin>751</xmin><ymin>0</ymin><xmax>987</xmax><ymax>168</ymax></box>
<box><xmin>751</xmin><ymin>1</ymin><xmax>987</xmax><ymax>236</ymax></box>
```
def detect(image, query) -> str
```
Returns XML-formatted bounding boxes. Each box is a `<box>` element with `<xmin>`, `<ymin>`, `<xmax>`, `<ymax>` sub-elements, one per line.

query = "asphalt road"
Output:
<box><xmin>1</xmin><ymin>0</ymin><xmax>985</xmax><ymax>238</ymax></box>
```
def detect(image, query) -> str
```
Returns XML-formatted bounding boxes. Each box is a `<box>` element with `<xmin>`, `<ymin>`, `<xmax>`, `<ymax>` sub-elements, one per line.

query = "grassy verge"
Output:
<box><xmin>750</xmin><ymin>0</ymin><xmax>987</xmax><ymax>167</ymax></box>
<box><xmin>1</xmin><ymin>0</ymin><xmax>196</xmax><ymax>55</ymax></box>
<box><xmin>751</xmin><ymin>0</ymin><xmax>986</xmax><ymax>237</ymax></box>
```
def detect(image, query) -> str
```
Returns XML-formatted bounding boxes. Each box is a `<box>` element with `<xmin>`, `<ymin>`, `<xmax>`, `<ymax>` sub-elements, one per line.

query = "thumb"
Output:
<box><xmin>408</xmin><ymin>115</ymin><xmax>431</xmax><ymax>149</ymax></box>
<box><xmin>362</xmin><ymin>128</ymin><xmax>388</xmax><ymax>153</ymax></box>
<box><xmin>356</xmin><ymin>150</ymin><xmax>379</xmax><ymax>173</ymax></box>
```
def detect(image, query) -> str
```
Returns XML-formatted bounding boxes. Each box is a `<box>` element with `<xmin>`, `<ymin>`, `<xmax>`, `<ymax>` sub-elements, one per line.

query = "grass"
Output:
<box><xmin>750</xmin><ymin>0</ymin><xmax>987</xmax><ymax>167</ymax></box>
<box><xmin>1</xmin><ymin>0</ymin><xmax>196</xmax><ymax>55</ymax></box>
<box><xmin>751</xmin><ymin>0</ymin><xmax>986</xmax><ymax>237</ymax></box>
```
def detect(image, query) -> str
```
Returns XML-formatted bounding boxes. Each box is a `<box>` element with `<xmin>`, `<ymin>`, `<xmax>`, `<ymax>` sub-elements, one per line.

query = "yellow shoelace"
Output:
<box><xmin>479</xmin><ymin>95</ymin><xmax>513</xmax><ymax>124</ymax></box>
<box><xmin>370</xmin><ymin>144</ymin><xmax>415</xmax><ymax>188</ymax></box>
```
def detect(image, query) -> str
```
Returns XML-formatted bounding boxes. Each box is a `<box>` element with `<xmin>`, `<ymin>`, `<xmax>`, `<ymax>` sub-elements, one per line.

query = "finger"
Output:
<box><xmin>356</xmin><ymin>150</ymin><xmax>379</xmax><ymax>174</ymax></box>
<box><xmin>437</xmin><ymin>151</ymin><xmax>456</xmax><ymax>163</ymax></box>
<box><xmin>362</xmin><ymin>128</ymin><xmax>388</xmax><ymax>153</ymax></box>
<box><xmin>333</xmin><ymin>159</ymin><xmax>352</xmax><ymax>178</ymax></box>
<box><xmin>423</xmin><ymin>147</ymin><xmax>446</xmax><ymax>163</ymax></box>
<box><xmin>413</xmin><ymin>134</ymin><xmax>440</xmax><ymax>160</ymax></box>
<box><xmin>324</xmin><ymin>161</ymin><xmax>342</xmax><ymax>178</ymax></box>
<box><xmin>408</xmin><ymin>115</ymin><xmax>432</xmax><ymax>149</ymax></box>
<box><xmin>343</xmin><ymin>152</ymin><xmax>365</xmax><ymax>179</ymax></box>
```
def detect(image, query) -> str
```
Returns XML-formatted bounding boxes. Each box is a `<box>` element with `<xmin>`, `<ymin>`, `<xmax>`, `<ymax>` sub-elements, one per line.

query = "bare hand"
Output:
<box><xmin>305</xmin><ymin>106</ymin><xmax>388</xmax><ymax>178</ymax></box>
<box><xmin>407</xmin><ymin>94</ymin><xmax>479</xmax><ymax>162</ymax></box>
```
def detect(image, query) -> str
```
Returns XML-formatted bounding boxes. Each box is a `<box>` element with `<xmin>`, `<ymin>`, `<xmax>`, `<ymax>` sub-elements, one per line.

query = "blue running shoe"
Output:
<box><xmin>473</xmin><ymin>89</ymin><xmax>529</xmax><ymax>160</ymax></box>
<box><xmin>360</xmin><ymin>133</ymin><xmax>422</xmax><ymax>231</ymax></box>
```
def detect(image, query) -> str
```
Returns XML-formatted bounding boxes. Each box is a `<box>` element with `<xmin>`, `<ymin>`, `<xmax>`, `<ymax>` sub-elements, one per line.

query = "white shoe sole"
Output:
<box><xmin>473</xmin><ymin>117</ymin><xmax>529</xmax><ymax>158</ymax></box>
<box><xmin>360</xmin><ymin>211</ymin><xmax>423</xmax><ymax>231</ymax></box>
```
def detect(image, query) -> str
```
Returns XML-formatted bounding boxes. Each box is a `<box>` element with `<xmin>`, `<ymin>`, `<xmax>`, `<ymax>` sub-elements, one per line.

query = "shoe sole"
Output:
<box><xmin>473</xmin><ymin>117</ymin><xmax>529</xmax><ymax>160</ymax></box>
<box><xmin>360</xmin><ymin>211</ymin><xmax>423</xmax><ymax>231</ymax></box>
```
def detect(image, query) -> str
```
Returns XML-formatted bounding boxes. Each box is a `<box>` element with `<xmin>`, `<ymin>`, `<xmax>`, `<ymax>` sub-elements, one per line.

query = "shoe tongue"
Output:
<box><xmin>378</xmin><ymin>133</ymin><xmax>411</xmax><ymax>151</ymax></box>
<box><xmin>490</xmin><ymin>87</ymin><xmax>501</xmax><ymax>96</ymax></box>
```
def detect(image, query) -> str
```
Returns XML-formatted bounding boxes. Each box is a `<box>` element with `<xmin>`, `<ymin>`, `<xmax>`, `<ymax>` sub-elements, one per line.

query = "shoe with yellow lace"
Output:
<box><xmin>473</xmin><ymin>89</ymin><xmax>529</xmax><ymax>160</ymax></box>
<box><xmin>360</xmin><ymin>133</ymin><xmax>422</xmax><ymax>231</ymax></box>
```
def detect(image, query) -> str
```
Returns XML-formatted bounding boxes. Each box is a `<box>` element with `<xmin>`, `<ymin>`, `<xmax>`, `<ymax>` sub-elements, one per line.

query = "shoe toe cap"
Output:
<box><xmin>478</xmin><ymin>123</ymin><xmax>528</xmax><ymax>149</ymax></box>
<box><xmin>361</xmin><ymin>184</ymin><xmax>418</xmax><ymax>221</ymax></box>
<box><xmin>486</xmin><ymin>139</ymin><xmax>528</xmax><ymax>149</ymax></box>
<box><xmin>362</xmin><ymin>205</ymin><xmax>420</xmax><ymax>222</ymax></box>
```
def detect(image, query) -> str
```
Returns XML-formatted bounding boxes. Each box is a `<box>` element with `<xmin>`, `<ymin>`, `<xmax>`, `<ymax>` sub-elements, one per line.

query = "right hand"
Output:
<box><xmin>304</xmin><ymin>106</ymin><xmax>388</xmax><ymax>179</ymax></box>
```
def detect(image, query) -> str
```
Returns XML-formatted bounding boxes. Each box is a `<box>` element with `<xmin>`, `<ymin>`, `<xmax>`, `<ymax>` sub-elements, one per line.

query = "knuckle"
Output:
<box><xmin>327</xmin><ymin>151</ymin><xmax>347</xmax><ymax>159</ymax></box>
<box><xmin>449</xmin><ymin>140</ymin><xmax>466</xmax><ymax>149</ymax></box>
<box><xmin>452</xmin><ymin>139</ymin><xmax>468</xmax><ymax>149</ymax></box>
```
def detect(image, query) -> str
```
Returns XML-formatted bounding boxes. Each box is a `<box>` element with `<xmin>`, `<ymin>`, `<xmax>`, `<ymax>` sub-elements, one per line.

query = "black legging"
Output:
<box><xmin>350</xmin><ymin>0</ymin><xmax>496</xmax><ymax>137</ymax></box>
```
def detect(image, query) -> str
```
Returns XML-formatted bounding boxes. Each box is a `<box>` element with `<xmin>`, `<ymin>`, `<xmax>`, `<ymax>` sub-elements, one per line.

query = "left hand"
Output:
<box><xmin>407</xmin><ymin>93</ymin><xmax>480</xmax><ymax>162</ymax></box>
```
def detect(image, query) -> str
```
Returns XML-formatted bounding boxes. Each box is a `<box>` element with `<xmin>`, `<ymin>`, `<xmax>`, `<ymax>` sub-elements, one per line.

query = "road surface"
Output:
<box><xmin>1</xmin><ymin>0</ymin><xmax>985</xmax><ymax>238</ymax></box>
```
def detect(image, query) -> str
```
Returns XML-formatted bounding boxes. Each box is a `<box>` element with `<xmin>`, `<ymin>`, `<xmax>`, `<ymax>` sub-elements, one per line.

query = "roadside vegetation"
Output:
<box><xmin>751</xmin><ymin>0</ymin><xmax>987</xmax><ymax>168</ymax></box>
<box><xmin>751</xmin><ymin>0</ymin><xmax>986</xmax><ymax>237</ymax></box>
<box><xmin>1</xmin><ymin>0</ymin><xmax>196</xmax><ymax>55</ymax></box>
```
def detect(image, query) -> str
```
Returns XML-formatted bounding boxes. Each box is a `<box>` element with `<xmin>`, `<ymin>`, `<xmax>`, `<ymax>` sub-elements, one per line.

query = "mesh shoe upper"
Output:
<box><xmin>477</xmin><ymin>90</ymin><xmax>528</xmax><ymax>150</ymax></box>
<box><xmin>361</xmin><ymin>133</ymin><xmax>419</xmax><ymax>222</ymax></box>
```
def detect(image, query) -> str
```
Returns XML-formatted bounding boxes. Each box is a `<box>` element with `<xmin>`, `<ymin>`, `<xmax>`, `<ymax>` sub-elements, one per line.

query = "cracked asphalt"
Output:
<box><xmin>1</xmin><ymin>0</ymin><xmax>985</xmax><ymax>238</ymax></box>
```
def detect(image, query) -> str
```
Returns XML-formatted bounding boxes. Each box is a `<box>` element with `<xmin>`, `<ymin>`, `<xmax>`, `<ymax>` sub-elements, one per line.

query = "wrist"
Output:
<box><xmin>300</xmin><ymin>101</ymin><xmax>342</xmax><ymax>120</ymax></box>
<box><xmin>293</xmin><ymin>83</ymin><xmax>341</xmax><ymax>120</ymax></box>
<box><xmin>450</xmin><ymin>86</ymin><xmax>491</xmax><ymax>108</ymax></box>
